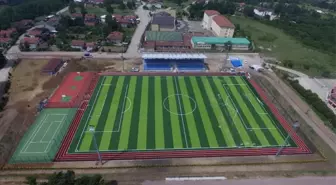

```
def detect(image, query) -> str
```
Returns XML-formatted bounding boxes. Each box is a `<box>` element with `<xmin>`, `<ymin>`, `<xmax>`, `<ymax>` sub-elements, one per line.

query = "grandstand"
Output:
<box><xmin>142</xmin><ymin>53</ymin><xmax>207</xmax><ymax>71</ymax></box>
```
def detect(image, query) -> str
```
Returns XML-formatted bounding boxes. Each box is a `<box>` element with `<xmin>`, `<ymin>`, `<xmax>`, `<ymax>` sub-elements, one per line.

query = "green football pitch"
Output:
<box><xmin>69</xmin><ymin>75</ymin><xmax>296</xmax><ymax>153</ymax></box>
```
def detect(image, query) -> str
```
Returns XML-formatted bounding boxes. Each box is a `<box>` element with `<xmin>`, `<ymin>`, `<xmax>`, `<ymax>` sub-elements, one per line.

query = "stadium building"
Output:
<box><xmin>191</xmin><ymin>37</ymin><xmax>251</xmax><ymax>50</ymax></box>
<box><xmin>142</xmin><ymin>53</ymin><xmax>206</xmax><ymax>71</ymax></box>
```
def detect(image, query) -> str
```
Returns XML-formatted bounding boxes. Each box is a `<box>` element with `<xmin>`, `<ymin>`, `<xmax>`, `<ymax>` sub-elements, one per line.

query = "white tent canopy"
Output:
<box><xmin>142</xmin><ymin>53</ymin><xmax>207</xmax><ymax>60</ymax></box>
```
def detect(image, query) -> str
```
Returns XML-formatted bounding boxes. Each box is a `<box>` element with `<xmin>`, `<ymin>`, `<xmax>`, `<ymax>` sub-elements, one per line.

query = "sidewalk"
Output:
<box><xmin>263</xmin><ymin>73</ymin><xmax>336</xmax><ymax>152</ymax></box>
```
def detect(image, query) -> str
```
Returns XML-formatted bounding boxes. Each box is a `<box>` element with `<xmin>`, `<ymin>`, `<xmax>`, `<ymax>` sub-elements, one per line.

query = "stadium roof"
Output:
<box><xmin>142</xmin><ymin>53</ymin><xmax>207</xmax><ymax>59</ymax></box>
<box><xmin>145</xmin><ymin>31</ymin><xmax>183</xmax><ymax>42</ymax></box>
<box><xmin>191</xmin><ymin>37</ymin><xmax>250</xmax><ymax>45</ymax></box>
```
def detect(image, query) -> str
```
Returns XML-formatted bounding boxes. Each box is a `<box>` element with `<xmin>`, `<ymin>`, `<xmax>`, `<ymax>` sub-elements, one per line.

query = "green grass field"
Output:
<box><xmin>229</xmin><ymin>16</ymin><xmax>335</xmax><ymax>75</ymax></box>
<box><xmin>69</xmin><ymin>75</ymin><xmax>295</xmax><ymax>153</ymax></box>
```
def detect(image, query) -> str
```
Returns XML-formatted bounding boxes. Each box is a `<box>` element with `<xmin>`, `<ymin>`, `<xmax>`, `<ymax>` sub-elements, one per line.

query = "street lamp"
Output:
<box><xmin>276</xmin><ymin>121</ymin><xmax>300</xmax><ymax>157</ymax></box>
<box><xmin>88</xmin><ymin>125</ymin><xmax>102</xmax><ymax>165</ymax></box>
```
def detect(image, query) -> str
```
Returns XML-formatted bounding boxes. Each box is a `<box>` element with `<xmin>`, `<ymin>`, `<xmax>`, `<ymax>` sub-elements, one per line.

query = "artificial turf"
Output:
<box><xmin>68</xmin><ymin>75</ymin><xmax>296</xmax><ymax>153</ymax></box>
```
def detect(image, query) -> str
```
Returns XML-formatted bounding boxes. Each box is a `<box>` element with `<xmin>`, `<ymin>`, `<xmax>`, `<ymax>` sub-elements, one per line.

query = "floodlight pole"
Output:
<box><xmin>88</xmin><ymin>125</ymin><xmax>102</xmax><ymax>165</ymax></box>
<box><xmin>276</xmin><ymin>121</ymin><xmax>300</xmax><ymax>157</ymax></box>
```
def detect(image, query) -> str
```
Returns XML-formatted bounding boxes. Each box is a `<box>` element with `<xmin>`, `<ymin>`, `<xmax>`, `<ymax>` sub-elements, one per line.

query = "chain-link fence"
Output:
<box><xmin>9</xmin><ymin>108</ymin><xmax>77</xmax><ymax>164</ymax></box>
<box><xmin>251</xmin><ymin>73</ymin><xmax>336</xmax><ymax>161</ymax></box>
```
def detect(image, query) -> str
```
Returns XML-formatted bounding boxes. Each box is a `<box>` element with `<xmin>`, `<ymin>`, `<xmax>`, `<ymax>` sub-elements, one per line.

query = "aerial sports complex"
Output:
<box><xmin>10</xmin><ymin>53</ymin><xmax>310</xmax><ymax>163</ymax></box>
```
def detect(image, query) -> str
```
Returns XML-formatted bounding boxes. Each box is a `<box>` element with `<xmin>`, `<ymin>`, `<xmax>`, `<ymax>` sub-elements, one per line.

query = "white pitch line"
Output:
<box><xmin>22</xmin><ymin>114</ymin><xmax>50</xmax><ymax>153</ymax></box>
<box><xmin>44</xmin><ymin>115</ymin><xmax>67</xmax><ymax>152</ymax></box>
<box><xmin>75</xmin><ymin>76</ymin><xmax>106</xmax><ymax>151</ymax></box>
<box><xmin>40</xmin><ymin>121</ymin><xmax>56</xmax><ymax>142</ymax></box>
<box><xmin>222</xmin><ymin>85</ymin><xmax>249</xmax><ymax>129</ymax></box>
<box><xmin>174</xmin><ymin>77</ymin><xmax>189</xmax><ymax>148</ymax></box>
<box><xmin>242</xmin><ymin>79</ymin><xmax>285</xmax><ymax>137</ymax></box>
<box><xmin>114</xmin><ymin>84</ymin><xmax>129</xmax><ymax>132</ymax></box>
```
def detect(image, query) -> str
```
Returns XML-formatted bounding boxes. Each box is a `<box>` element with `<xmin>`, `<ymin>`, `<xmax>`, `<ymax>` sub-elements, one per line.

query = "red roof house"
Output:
<box><xmin>212</xmin><ymin>15</ymin><xmax>235</xmax><ymax>28</ymax></box>
<box><xmin>0</xmin><ymin>28</ymin><xmax>16</xmax><ymax>38</ymax></box>
<box><xmin>72</xmin><ymin>13</ymin><xmax>83</xmax><ymax>18</ymax></box>
<box><xmin>20</xmin><ymin>37</ymin><xmax>40</xmax><ymax>45</ymax></box>
<box><xmin>71</xmin><ymin>40</ymin><xmax>85</xmax><ymax>48</ymax></box>
<box><xmin>204</xmin><ymin>10</ymin><xmax>220</xmax><ymax>16</ymax></box>
<box><xmin>27</xmin><ymin>29</ymin><xmax>43</xmax><ymax>37</ymax></box>
<box><xmin>107</xmin><ymin>31</ymin><xmax>124</xmax><ymax>43</ymax></box>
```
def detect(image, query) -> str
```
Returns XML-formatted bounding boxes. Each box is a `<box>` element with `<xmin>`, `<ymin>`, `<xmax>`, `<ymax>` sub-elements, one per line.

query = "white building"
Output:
<box><xmin>253</xmin><ymin>8</ymin><xmax>278</xmax><ymax>20</ymax></box>
<box><xmin>201</xmin><ymin>10</ymin><xmax>219</xmax><ymax>30</ymax></box>
<box><xmin>201</xmin><ymin>10</ymin><xmax>235</xmax><ymax>37</ymax></box>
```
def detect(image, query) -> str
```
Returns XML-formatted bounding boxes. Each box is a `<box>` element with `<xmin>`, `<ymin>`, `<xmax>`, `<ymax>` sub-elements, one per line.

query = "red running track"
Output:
<box><xmin>55</xmin><ymin>74</ymin><xmax>310</xmax><ymax>162</ymax></box>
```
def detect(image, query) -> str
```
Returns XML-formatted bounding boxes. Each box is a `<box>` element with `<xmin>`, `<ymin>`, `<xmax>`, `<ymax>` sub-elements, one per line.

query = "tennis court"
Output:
<box><xmin>68</xmin><ymin>75</ymin><xmax>297</xmax><ymax>154</ymax></box>
<box><xmin>10</xmin><ymin>108</ymin><xmax>76</xmax><ymax>163</ymax></box>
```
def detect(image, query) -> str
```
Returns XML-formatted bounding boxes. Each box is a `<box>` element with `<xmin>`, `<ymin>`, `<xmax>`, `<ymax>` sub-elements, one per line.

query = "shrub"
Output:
<box><xmin>287</xmin><ymin>79</ymin><xmax>336</xmax><ymax>130</ymax></box>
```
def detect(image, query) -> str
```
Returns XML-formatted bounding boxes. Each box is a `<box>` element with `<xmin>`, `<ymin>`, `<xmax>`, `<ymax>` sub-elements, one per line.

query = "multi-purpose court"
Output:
<box><xmin>10</xmin><ymin>108</ymin><xmax>76</xmax><ymax>163</ymax></box>
<box><xmin>68</xmin><ymin>75</ymin><xmax>296</xmax><ymax>154</ymax></box>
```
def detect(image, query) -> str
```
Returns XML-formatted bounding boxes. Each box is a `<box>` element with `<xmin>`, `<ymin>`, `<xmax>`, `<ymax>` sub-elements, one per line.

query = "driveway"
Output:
<box><xmin>125</xmin><ymin>5</ymin><xmax>150</xmax><ymax>58</ymax></box>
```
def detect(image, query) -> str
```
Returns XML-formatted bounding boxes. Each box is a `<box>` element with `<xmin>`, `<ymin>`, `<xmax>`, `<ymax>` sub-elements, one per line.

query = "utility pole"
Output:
<box><xmin>276</xmin><ymin>121</ymin><xmax>300</xmax><ymax>156</ymax></box>
<box><xmin>88</xmin><ymin>125</ymin><xmax>102</xmax><ymax>165</ymax></box>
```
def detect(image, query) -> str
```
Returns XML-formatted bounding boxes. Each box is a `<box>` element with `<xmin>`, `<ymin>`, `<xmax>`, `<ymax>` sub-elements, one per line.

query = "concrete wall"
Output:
<box><xmin>201</xmin><ymin>13</ymin><xmax>212</xmax><ymax>30</ymax></box>
<box><xmin>211</xmin><ymin>22</ymin><xmax>234</xmax><ymax>37</ymax></box>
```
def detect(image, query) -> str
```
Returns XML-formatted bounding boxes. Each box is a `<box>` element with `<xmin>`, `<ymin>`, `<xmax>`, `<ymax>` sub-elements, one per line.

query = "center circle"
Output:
<box><xmin>163</xmin><ymin>94</ymin><xmax>197</xmax><ymax>115</ymax></box>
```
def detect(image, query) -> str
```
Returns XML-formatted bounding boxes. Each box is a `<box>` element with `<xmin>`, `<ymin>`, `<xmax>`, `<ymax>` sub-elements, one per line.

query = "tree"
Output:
<box><xmin>0</xmin><ymin>53</ymin><xmax>7</xmax><ymax>69</ymax></box>
<box><xmin>119</xmin><ymin>2</ymin><xmax>126</xmax><ymax>10</ymax></box>
<box><xmin>69</xmin><ymin>1</ymin><xmax>76</xmax><ymax>13</ymax></box>
<box><xmin>126</xmin><ymin>1</ymin><xmax>134</xmax><ymax>9</ymax></box>
<box><xmin>24</xmin><ymin>176</ymin><xmax>36</xmax><ymax>184</ymax></box>
<box><xmin>106</xmin><ymin>5</ymin><xmax>114</xmax><ymax>13</ymax></box>
<box><xmin>243</xmin><ymin>6</ymin><xmax>254</xmax><ymax>17</ymax></box>
<box><xmin>25</xmin><ymin>170</ymin><xmax>115</xmax><ymax>185</ymax></box>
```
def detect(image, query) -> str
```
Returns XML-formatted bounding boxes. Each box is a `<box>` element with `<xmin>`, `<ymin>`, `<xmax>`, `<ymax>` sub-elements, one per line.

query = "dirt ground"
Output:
<box><xmin>0</xmin><ymin>58</ymin><xmax>124</xmax><ymax>167</ymax></box>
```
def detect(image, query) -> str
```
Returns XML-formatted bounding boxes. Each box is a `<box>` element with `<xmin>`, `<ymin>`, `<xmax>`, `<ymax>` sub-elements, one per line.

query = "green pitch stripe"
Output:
<box><xmin>146</xmin><ymin>77</ymin><xmax>156</xmax><ymax>149</ymax></box>
<box><xmin>154</xmin><ymin>77</ymin><xmax>165</xmax><ymax>149</ymax></box>
<box><xmin>161</xmin><ymin>77</ymin><xmax>174</xmax><ymax>148</ymax></box>
<box><xmin>96</xmin><ymin>76</ymin><xmax>124</xmax><ymax>150</ymax></box>
<box><xmin>178</xmin><ymin>77</ymin><xmax>201</xmax><ymax>148</ymax></box>
<box><xmin>233</xmin><ymin>77</ymin><xmax>282</xmax><ymax>145</ymax></box>
<box><xmin>188</xmin><ymin>77</ymin><xmax>219</xmax><ymax>147</ymax></box>
<box><xmin>209</xmin><ymin>76</ymin><xmax>247</xmax><ymax>146</ymax></box>
<box><xmin>188</xmin><ymin>77</ymin><xmax>226</xmax><ymax>147</ymax></box>
<box><xmin>223</xmin><ymin>77</ymin><xmax>270</xmax><ymax>146</ymax></box>
<box><xmin>69</xmin><ymin>76</ymin><xmax>105</xmax><ymax>152</ymax></box>
<box><xmin>241</xmin><ymin>77</ymin><xmax>295</xmax><ymax>146</ymax></box>
<box><xmin>173</xmin><ymin>77</ymin><xmax>192</xmax><ymax>148</ymax></box>
<box><xmin>137</xmin><ymin>77</ymin><xmax>149</xmax><ymax>150</ymax></box>
<box><xmin>229</xmin><ymin>77</ymin><xmax>277</xmax><ymax>145</ymax></box>
<box><xmin>213</xmin><ymin>77</ymin><xmax>259</xmax><ymax>147</ymax></box>
<box><xmin>108</xmin><ymin>76</ymin><xmax>131</xmax><ymax>150</ymax></box>
<box><xmin>115</xmin><ymin>76</ymin><xmax>137</xmax><ymax>150</ymax></box>
<box><xmin>166</xmin><ymin>77</ymin><xmax>184</xmax><ymax>149</ymax></box>
<box><xmin>79</xmin><ymin>77</ymin><xmax>112</xmax><ymax>151</ymax></box>
<box><xmin>200</xmin><ymin>77</ymin><xmax>236</xmax><ymax>147</ymax></box>
<box><xmin>127</xmin><ymin>77</ymin><xmax>143</xmax><ymax>150</ymax></box>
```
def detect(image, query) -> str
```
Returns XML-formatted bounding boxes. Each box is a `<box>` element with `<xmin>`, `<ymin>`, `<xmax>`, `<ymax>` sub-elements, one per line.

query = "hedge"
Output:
<box><xmin>288</xmin><ymin>80</ymin><xmax>336</xmax><ymax>130</ymax></box>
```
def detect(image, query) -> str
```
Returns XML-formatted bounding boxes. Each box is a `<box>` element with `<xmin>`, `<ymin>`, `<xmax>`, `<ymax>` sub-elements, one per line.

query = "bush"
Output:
<box><xmin>287</xmin><ymin>79</ymin><xmax>336</xmax><ymax>130</ymax></box>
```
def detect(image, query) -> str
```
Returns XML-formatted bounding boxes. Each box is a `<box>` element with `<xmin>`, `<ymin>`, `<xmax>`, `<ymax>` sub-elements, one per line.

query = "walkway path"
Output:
<box><xmin>259</xmin><ymin>72</ymin><xmax>336</xmax><ymax>155</ymax></box>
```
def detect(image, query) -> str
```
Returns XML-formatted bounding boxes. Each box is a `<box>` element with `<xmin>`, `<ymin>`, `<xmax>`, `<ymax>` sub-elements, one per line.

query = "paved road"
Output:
<box><xmin>126</xmin><ymin>4</ymin><xmax>150</xmax><ymax>57</ymax></box>
<box><xmin>143</xmin><ymin>176</ymin><xmax>336</xmax><ymax>185</ymax></box>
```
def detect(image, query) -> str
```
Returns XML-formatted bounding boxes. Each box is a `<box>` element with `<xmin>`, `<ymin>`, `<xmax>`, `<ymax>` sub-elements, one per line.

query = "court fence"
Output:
<box><xmin>9</xmin><ymin>108</ymin><xmax>77</xmax><ymax>164</ymax></box>
<box><xmin>251</xmin><ymin>73</ymin><xmax>335</xmax><ymax>161</ymax></box>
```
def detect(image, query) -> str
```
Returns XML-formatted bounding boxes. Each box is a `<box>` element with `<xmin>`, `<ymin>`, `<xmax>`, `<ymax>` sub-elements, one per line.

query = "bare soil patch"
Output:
<box><xmin>0</xmin><ymin>58</ymin><xmax>119</xmax><ymax>167</ymax></box>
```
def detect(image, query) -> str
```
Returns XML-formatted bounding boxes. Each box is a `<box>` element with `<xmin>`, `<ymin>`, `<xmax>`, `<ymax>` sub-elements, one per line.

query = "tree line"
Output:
<box><xmin>25</xmin><ymin>170</ymin><xmax>118</xmax><ymax>185</ymax></box>
<box><xmin>0</xmin><ymin>0</ymin><xmax>70</xmax><ymax>29</ymax></box>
